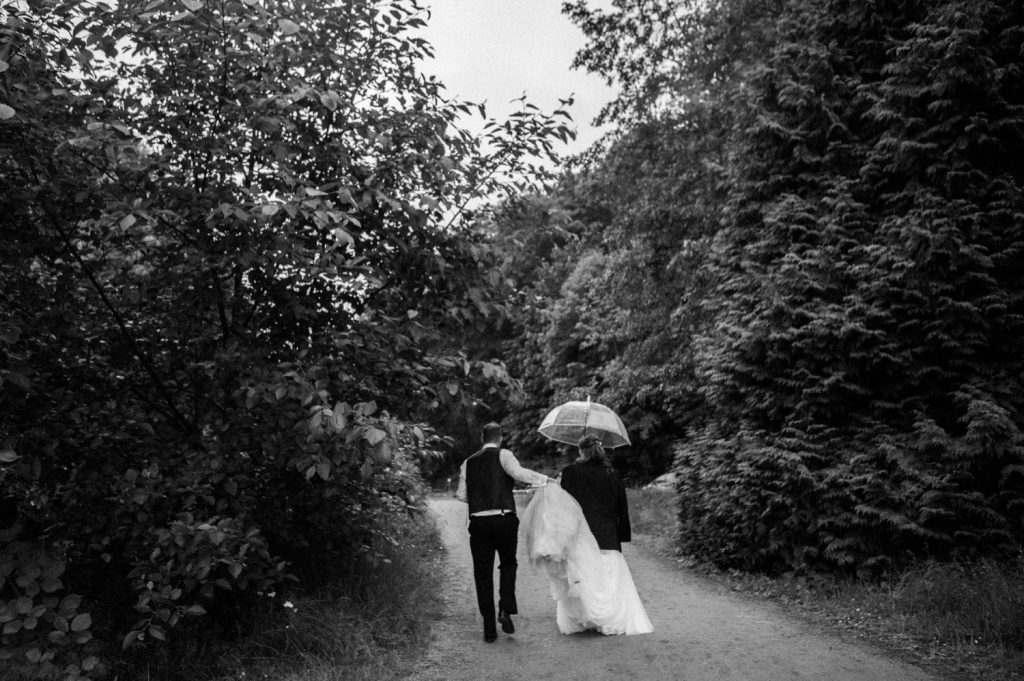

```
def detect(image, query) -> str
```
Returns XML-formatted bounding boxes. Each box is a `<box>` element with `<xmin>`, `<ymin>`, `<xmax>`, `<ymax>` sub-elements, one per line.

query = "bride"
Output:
<box><xmin>521</xmin><ymin>436</ymin><xmax>653</xmax><ymax>635</ymax></box>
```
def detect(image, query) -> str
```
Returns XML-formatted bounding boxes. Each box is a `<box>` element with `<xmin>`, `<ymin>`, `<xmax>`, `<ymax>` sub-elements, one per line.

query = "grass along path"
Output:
<box><xmin>627</xmin><ymin>488</ymin><xmax>1024</xmax><ymax>681</ymax></box>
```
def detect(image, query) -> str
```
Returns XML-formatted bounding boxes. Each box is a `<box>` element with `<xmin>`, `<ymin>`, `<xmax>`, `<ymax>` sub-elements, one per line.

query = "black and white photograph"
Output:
<box><xmin>2</xmin><ymin>1</ymin><xmax>1022</xmax><ymax>680</ymax></box>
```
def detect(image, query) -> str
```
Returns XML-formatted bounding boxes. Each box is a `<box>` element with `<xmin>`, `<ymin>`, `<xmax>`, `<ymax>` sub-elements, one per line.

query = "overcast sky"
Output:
<box><xmin>416</xmin><ymin>0</ymin><xmax>617</xmax><ymax>156</ymax></box>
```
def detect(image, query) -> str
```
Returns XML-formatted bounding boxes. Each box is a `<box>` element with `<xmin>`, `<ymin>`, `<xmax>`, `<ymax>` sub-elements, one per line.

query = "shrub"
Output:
<box><xmin>0</xmin><ymin>1</ymin><xmax>569</xmax><ymax>677</ymax></box>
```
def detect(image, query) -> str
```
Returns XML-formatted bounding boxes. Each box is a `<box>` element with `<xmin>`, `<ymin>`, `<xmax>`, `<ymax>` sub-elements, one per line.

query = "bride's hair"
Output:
<box><xmin>577</xmin><ymin>435</ymin><xmax>610</xmax><ymax>467</ymax></box>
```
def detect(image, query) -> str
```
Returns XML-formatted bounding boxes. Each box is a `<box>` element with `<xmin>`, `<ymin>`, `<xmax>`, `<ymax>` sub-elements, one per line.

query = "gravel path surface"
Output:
<box><xmin>400</xmin><ymin>495</ymin><xmax>940</xmax><ymax>681</ymax></box>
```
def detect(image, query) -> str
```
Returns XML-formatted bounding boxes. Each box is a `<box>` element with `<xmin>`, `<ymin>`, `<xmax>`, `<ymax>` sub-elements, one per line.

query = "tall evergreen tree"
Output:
<box><xmin>682</xmin><ymin>0</ymin><xmax>1024</xmax><ymax>572</ymax></box>
<box><xmin>487</xmin><ymin>0</ymin><xmax>774</xmax><ymax>477</ymax></box>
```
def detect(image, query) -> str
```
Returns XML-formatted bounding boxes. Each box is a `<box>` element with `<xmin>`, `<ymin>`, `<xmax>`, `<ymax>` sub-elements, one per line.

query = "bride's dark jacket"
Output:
<box><xmin>560</xmin><ymin>459</ymin><xmax>631</xmax><ymax>551</ymax></box>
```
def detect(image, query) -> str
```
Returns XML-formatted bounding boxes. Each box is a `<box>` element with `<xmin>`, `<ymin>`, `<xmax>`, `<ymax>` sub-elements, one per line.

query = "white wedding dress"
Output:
<box><xmin>520</xmin><ymin>482</ymin><xmax>653</xmax><ymax>635</ymax></box>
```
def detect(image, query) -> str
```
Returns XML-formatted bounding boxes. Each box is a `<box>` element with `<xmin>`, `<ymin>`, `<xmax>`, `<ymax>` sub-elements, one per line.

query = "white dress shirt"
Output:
<box><xmin>455</xmin><ymin>444</ymin><xmax>548</xmax><ymax>514</ymax></box>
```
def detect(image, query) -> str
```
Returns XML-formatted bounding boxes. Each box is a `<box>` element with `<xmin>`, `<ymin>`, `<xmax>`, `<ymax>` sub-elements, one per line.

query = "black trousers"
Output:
<box><xmin>468</xmin><ymin>513</ymin><xmax>519</xmax><ymax>633</ymax></box>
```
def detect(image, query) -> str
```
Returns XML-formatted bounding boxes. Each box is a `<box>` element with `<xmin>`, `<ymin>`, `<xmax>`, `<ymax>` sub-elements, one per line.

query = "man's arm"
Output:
<box><xmin>455</xmin><ymin>460</ymin><xmax>468</xmax><ymax>502</ymax></box>
<box><xmin>498</xmin><ymin>449</ymin><xmax>548</xmax><ymax>486</ymax></box>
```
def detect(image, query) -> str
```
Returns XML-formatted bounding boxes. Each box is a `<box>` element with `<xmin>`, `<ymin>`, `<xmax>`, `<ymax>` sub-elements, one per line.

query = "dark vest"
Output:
<box><xmin>465</xmin><ymin>447</ymin><xmax>515</xmax><ymax>515</ymax></box>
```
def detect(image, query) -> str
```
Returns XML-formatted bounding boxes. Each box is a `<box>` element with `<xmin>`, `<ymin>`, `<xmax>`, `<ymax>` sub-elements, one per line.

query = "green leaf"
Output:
<box><xmin>278</xmin><ymin>18</ymin><xmax>301</xmax><ymax>36</ymax></box>
<box><xmin>122</xmin><ymin>629</ymin><xmax>141</xmax><ymax>650</ymax></box>
<box><xmin>42</xmin><ymin>560</ymin><xmax>64</xmax><ymax>579</ymax></box>
<box><xmin>315</xmin><ymin>461</ymin><xmax>331</xmax><ymax>480</ymax></box>
<box><xmin>40</xmin><ymin>577</ymin><xmax>62</xmax><ymax>593</ymax></box>
<box><xmin>333</xmin><ymin>227</ymin><xmax>353</xmax><ymax>245</ymax></box>
<box><xmin>364</xmin><ymin>427</ymin><xmax>386</xmax><ymax>446</ymax></box>
<box><xmin>0</xmin><ymin>104</ymin><xmax>14</xmax><ymax>120</ymax></box>
<box><xmin>5</xmin><ymin>372</ymin><xmax>30</xmax><ymax>390</ymax></box>
<box><xmin>70</xmin><ymin>613</ymin><xmax>91</xmax><ymax>632</ymax></box>
<box><xmin>0</xmin><ymin>449</ymin><xmax>18</xmax><ymax>463</ymax></box>
<box><xmin>319</xmin><ymin>90</ymin><xmax>340</xmax><ymax>111</ymax></box>
<box><xmin>58</xmin><ymin>594</ymin><xmax>82</xmax><ymax>614</ymax></box>
<box><xmin>332</xmin><ymin>409</ymin><xmax>347</xmax><ymax>430</ymax></box>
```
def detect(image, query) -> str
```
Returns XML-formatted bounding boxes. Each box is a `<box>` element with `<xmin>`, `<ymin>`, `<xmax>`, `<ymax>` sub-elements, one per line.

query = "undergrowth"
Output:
<box><xmin>118</xmin><ymin>510</ymin><xmax>447</xmax><ymax>681</ymax></box>
<box><xmin>627</xmin><ymin>488</ymin><xmax>1024</xmax><ymax>681</ymax></box>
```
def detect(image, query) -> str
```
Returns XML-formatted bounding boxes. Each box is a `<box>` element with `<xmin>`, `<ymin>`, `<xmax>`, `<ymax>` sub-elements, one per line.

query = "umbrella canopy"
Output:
<box><xmin>538</xmin><ymin>399</ymin><xmax>631</xmax><ymax>449</ymax></box>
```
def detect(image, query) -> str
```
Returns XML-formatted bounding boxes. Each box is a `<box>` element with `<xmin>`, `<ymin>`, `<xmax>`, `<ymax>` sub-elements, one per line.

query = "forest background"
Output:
<box><xmin>1</xmin><ymin>0</ymin><xmax>1022</xmax><ymax>679</ymax></box>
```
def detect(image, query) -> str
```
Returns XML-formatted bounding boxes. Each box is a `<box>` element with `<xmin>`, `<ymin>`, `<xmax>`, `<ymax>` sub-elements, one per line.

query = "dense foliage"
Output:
<box><xmin>0</xmin><ymin>0</ymin><xmax>569</xmax><ymax>677</ymax></box>
<box><xmin>675</xmin><ymin>0</ymin><xmax>1024</xmax><ymax>573</ymax></box>
<box><xmin>492</xmin><ymin>0</ymin><xmax>1024</xmax><ymax>574</ymax></box>
<box><xmin>4</xmin><ymin>0</ymin><xmax>1024</xmax><ymax>675</ymax></box>
<box><xmin>494</xmin><ymin>0</ymin><xmax>753</xmax><ymax>477</ymax></box>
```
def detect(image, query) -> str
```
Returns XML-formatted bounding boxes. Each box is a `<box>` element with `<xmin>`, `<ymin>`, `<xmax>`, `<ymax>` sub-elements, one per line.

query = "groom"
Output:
<box><xmin>455</xmin><ymin>422</ymin><xmax>548</xmax><ymax>642</ymax></box>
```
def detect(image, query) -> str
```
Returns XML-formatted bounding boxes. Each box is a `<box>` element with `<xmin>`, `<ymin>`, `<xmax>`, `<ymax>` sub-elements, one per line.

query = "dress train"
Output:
<box><xmin>520</xmin><ymin>483</ymin><xmax>653</xmax><ymax>635</ymax></box>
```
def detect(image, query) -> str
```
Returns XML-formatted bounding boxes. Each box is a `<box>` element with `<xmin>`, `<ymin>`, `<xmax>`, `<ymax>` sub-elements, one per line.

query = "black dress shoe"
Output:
<box><xmin>497</xmin><ymin>607</ymin><xmax>515</xmax><ymax>634</ymax></box>
<box><xmin>484</xmin><ymin>632</ymin><xmax>497</xmax><ymax>642</ymax></box>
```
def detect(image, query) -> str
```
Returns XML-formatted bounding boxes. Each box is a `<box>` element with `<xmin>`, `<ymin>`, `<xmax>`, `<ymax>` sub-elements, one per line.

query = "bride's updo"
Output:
<box><xmin>577</xmin><ymin>435</ymin><xmax>610</xmax><ymax>467</ymax></box>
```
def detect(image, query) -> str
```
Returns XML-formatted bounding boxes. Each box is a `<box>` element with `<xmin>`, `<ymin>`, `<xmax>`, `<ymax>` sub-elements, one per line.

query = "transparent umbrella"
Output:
<box><xmin>537</xmin><ymin>398</ymin><xmax>631</xmax><ymax>449</ymax></box>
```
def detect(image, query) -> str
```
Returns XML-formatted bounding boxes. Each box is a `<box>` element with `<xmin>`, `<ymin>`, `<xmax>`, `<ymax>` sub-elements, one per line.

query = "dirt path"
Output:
<box><xmin>399</xmin><ymin>494</ymin><xmax>942</xmax><ymax>681</ymax></box>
